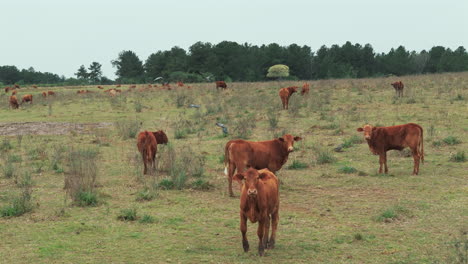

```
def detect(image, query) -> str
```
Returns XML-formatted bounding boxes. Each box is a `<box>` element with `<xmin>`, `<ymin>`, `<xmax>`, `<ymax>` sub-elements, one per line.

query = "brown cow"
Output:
<box><xmin>216</xmin><ymin>81</ymin><xmax>227</xmax><ymax>90</ymax></box>
<box><xmin>116</xmin><ymin>84</ymin><xmax>121</xmax><ymax>88</ymax></box>
<box><xmin>42</xmin><ymin>91</ymin><xmax>47</xmax><ymax>97</ymax></box>
<box><xmin>279</xmin><ymin>86</ymin><xmax>298</xmax><ymax>110</ymax></box>
<box><xmin>47</xmin><ymin>91</ymin><xmax>55</xmax><ymax>96</ymax></box>
<box><xmin>97</xmin><ymin>86</ymin><xmax>103</xmax><ymax>89</ymax></box>
<box><xmin>5</xmin><ymin>87</ymin><xmax>11</xmax><ymax>93</ymax></box>
<box><xmin>14</xmin><ymin>84</ymin><xmax>20</xmax><ymax>89</ymax></box>
<box><xmin>301</xmin><ymin>83</ymin><xmax>310</xmax><ymax>96</ymax></box>
<box><xmin>136</xmin><ymin>130</ymin><xmax>169</xmax><ymax>174</ymax></box>
<box><xmin>177</xmin><ymin>81</ymin><xmax>184</xmax><ymax>87</ymax></box>
<box><xmin>32</xmin><ymin>85</ymin><xmax>38</xmax><ymax>89</ymax></box>
<box><xmin>21</xmin><ymin>94</ymin><xmax>33</xmax><ymax>104</ymax></box>
<box><xmin>224</xmin><ymin>134</ymin><xmax>302</xmax><ymax>197</ymax></box>
<box><xmin>9</xmin><ymin>95</ymin><xmax>19</xmax><ymax>109</ymax></box>
<box><xmin>234</xmin><ymin>168</ymin><xmax>279</xmax><ymax>256</ymax></box>
<box><xmin>12</xmin><ymin>90</ymin><xmax>17</xmax><ymax>95</ymax></box>
<box><xmin>357</xmin><ymin>123</ymin><xmax>424</xmax><ymax>175</ymax></box>
<box><xmin>391</xmin><ymin>81</ymin><xmax>404</xmax><ymax>97</ymax></box>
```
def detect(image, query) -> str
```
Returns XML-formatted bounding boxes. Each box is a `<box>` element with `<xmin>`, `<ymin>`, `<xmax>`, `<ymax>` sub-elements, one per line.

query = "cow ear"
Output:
<box><xmin>233</xmin><ymin>173</ymin><xmax>244</xmax><ymax>182</ymax></box>
<box><xmin>357</xmin><ymin>128</ymin><xmax>364</xmax><ymax>132</ymax></box>
<box><xmin>278</xmin><ymin>137</ymin><xmax>285</xmax><ymax>142</ymax></box>
<box><xmin>294</xmin><ymin>136</ymin><xmax>302</xmax><ymax>141</ymax></box>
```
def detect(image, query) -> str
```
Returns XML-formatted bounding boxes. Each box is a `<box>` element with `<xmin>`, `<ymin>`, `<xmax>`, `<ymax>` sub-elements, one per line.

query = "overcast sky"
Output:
<box><xmin>1</xmin><ymin>0</ymin><xmax>467</xmax><ymax>79</ymax></box>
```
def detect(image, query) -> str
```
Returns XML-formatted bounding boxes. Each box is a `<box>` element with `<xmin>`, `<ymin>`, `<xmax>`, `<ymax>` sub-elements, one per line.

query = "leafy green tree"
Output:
<box><xmin>88</xmin><ymin>62</ymin><xmax>102</xmax><ymax>84</ymax></box>
<box><xmin>0</xmin><ymin>66</ymin><xmax>21</xmax><ymax>84</ymax></box>
<box><xmin>112</xmin><ymin>50</ymin><xmax>144</xmax><ymax>81</ymax></box>
<box><xmin>75</xmin><ymin>65</ymin><xmax>88</xmax><ymax>80</ymax></box>
<box><xmin>267</xmin><ymin>64</ymin><xmax>289</xmax><ymax>78</ymax></box>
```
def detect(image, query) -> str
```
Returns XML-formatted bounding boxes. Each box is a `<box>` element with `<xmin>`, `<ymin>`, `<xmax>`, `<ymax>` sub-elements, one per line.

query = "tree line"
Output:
<box><xmin>1</xmin><ymin>41</ymin><xmax>468</xmax><ymax>85</ymax></box>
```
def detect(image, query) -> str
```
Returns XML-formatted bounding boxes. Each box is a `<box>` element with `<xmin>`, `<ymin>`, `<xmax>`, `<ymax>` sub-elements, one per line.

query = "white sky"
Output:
<box><xmin>1</xmin><ymin>0</ymin><xmax>467</xmax><ymax>79</ymax></box>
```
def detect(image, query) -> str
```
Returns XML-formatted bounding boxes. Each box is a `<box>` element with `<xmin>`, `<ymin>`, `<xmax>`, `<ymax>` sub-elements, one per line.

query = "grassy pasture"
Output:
<box><xmin>0</xmin><ymin>72</ymin><xmax>467</xmax><ymax>263</ymax></box>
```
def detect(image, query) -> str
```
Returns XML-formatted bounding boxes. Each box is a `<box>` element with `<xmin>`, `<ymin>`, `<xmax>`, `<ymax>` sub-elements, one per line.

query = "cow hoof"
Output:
<box><xmin>242</xmin><ymin>240</ymin><xmax>249</xmax><ymax>252</ymax></box>
<box><xmin>267</xmin><ymin>239</ymin><xmax>275</xmax><ymax>249</ymax></box>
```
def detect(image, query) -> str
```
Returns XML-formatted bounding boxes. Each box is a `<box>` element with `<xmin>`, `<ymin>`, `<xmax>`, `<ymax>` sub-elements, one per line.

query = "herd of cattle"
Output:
<box><xmin>131</xmin><ymin>80</ymin><xmax>423</xmax><ymax>256</ymax></box>
<box><xmin>4</xmin><ymin>80</ymin><xmax>418</xmax><ymax>256</ymax></box>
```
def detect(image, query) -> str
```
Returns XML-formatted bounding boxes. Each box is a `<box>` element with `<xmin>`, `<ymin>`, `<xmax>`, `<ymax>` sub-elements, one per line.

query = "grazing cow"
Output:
<box><xmin>391</xmin><ymin>81</ymin><xmax>404</xmax><ymax>97</ymax></box>
<box><xmin>116</xmin><ymin>84</ymin><xmax>121</xmax><ymax>88</ymax></box>
<box><xmin>234</xmin><ymin>168</ymin><xmax>279</xmax><ymax>256</ymax></box>
<box><xmin>109</xmin><ymin>90</ymin><xmax>117</xmax><ymax>97</ymax></box>
<box><xmin>42</xmin><ymin>92</ymin><xmax>47</xmax><ymax>97</ymax></box>
<box><xmin>224</xmin><ymin>134</ymin><xmax>302</xmax><ymax>197</ymax></box>
<box><xmin>130</xmin><ymin>85</ymin><xmax>136</xmax><ymax>89</ymax></box>
<box><xmin>9</xmin><ymin>95</ymin><xmax>19</xmax><ymax>109</ymax></box>
<box><xmin>357</xmin><ymin>123</ymin><xmax>424</xmax><ymax>175</ymax></box>
<box><xmin>32</xmin><ymin>85</ymin><xmax>38</xmax><ymax>89</ymax></box>
<box><xmin>14</xmin><ymin>84</ymin><xmax>20</xmax><ymax>89</ymax></box>
<box><xmin>12</xmin><ymin>90</ymin><xmax>17</xmax><ymax>95</ymax></box>
<box><xmin>216</xmin><ymin>81</ymin><xmax>227</xmax><ymax>90</ymax></box>
<box><xmin>97</xmin><ymin>86</ymin><xmax>103</xmax><ymax>89</ymax></box>
<box><xmin>5</xmin><ymin>87</ymin><xmax>11</xmax><ymax>93</ymax></box>
<box><xmin>177</xmin><ymin>81</ymin><xmax>184</xmax><ymax>87</ymax></box>
<box><xmin>136</xmin><ymin>130</ymin><xmax>169</xmax><ymax>174</ymax></box>
<box><xmin>47</xmin><ymin>91</ymin><xmax>55</xmax><ymax>96</ymax></box>
<box><xmin>21</xmin><ymin>94</ymin><xmax>33</xmax><ymax>104</ymax></box>
<box><xmin>278</xmin><ymin>86</ymin><xmax>298</xmax><ymax>110</ymax></box>
<box><xmin>301</xmin><ymin>83</ymin><xmax>310</xmax><ymax>96</ymax></box>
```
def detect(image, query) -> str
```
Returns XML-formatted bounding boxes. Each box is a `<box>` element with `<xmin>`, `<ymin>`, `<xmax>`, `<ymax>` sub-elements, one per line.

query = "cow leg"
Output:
<box><xmin>412</xmin><ymin>149</ymin><xmax>420</xmax><ymax>175</ymax></box>
<box><xmin>228</xmin><ymin>162</ymin><xmax>236</xmax><ymax>197</ymax></box>
<box><xmin>269</xmin><ymin>211</ymin><xmax>279</xmax><ymax>249</ymax></box>
<box><xmin>143</xmin><ymin>159</ymin><xmax>147</xmax><ymax>175</ymax></box>
<box><xmin>240</xmin><ymin>213</ymin><xmax>249</xmax><ymax>252</ymax></box>
<box><xmin>378</xmin><ymin>154</ymin><xmax>384</xmax><ymax>174</ymax></box>
<box><xmin>263</xmin><ymin>215</ymin><xmax>270</xmax><ymax>250</ymax></box>
<box><xmin>257</xmin><ymin>221</ymin><xmax>265</xmax><ymax>256</ymax></box>
<box><xmin>383</xmin><ymin>152</ymin><xmax>388</xmax><ymax>174</ymax></box>
<box><xmin>285</xmin><ymin>98</ymin><xmax>289</xmax><ymax>110</ymax></box>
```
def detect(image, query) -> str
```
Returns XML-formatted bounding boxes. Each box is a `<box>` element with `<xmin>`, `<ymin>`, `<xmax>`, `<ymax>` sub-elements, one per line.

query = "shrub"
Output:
<box><xmin>175</xmin><ymin>92</ymin><xmax>188</xmax><ymax>108</ymax></box>
<box><xmin>139</xmin><ymin>214</ymin><xmax>155</xmax><ymax>224</ymax></box>
<box><xmin>338</xmin><ymin>166</ymin><xmax>357</xmax><ymax>174</ymax></box>
<box><xmin>342</xmin><ymin>135</ymin><xmax>363</xmax><ymax>148</ymax></box>
<box><xmin>0</xmin><ymin>188</ymin><xmax>33</xmax><ymax>217</ymax></box>
<box><xmin>17</xmin><ymin>171</ymin><xmax>33</xmax><ymax>188</ymax></box>
<box><xmin>136</xmin><ymin>188</ymin><xmax>158</xmax><ymax>201</ymax></box>
<box><xmin>0</xmin><ymin>138</ymin><xmax>12</xmax><ymax>152</ymax></box>
<box><xmin>115</xmin><ymin>120</ymin><xmax>141</xmax><ymax>140</ymax></box>
<box><xmin>443</xmin><ymin>136</ymin><xmax>461</xmax><ymax>145</ymax></box>
<box><xmin>288</xmin><ymin>160</ymin><xmax>308</xmax><ymax>170</ymax></box>
<box><xmin>134</xmin><ymin>100</ymin><xmax>143</xmax><ymax>113</ymax></box>
<box><xmin>232</xmin><ymin>114</ymin><xmax>256</xmax><ymax>139</ymax></box>
<box><xmin>117</xmin><ymin>208</ymin><xmax>138</xmax><ymax>221</ymax></box>
<box><xmin>267</xmin><ymin>111</ymin><xmax>279</xmax><ymax>129</ymax></box>
<box><xmin>76</xmin><ymin>191</ymin><xmax>98</xmax><ymax>207</ymax></box>
<box><xmin>450</xmin><ymin>151</ymin><xmax>465</xmax><ymax>162</ymax></box>
<box><xmin>376</xmin><ymin>205</ymin><xmax>412</xmax><ymax>222</ymax></box>
<box><xmin>8</xmin><ymin>154</ymin><xmax>22</xmax><ymax>163</ymax></box>
<box><xmin>159</xmin><ymin>178</ymin><xmax>175</xmax><ymax>190</ymax></box>
<box><xmin>2</xmin><ymin>161</ymin><xmax>15</xmax><ymax>178</ymax></box>
<box><xmin>315</xmin><ymin>148</ymin><xmax>337</xmax><ymax>164</ymax></box>
<box><xmin>191</xmin><ymin>179</ymin><xmax>214</xmax><ymax>191</ymax></box>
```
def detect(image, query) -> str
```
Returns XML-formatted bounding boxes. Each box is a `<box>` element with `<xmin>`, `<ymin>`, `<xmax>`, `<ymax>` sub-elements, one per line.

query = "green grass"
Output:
<box><xmin>0</xmin><ymin>74</ymin><xmax>466</xmax><ymax>263</ymax></box>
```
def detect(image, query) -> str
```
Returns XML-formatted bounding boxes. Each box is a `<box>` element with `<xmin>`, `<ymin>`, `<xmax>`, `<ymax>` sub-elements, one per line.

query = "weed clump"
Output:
<box><xmin>450</xmin><ymin>151</ymin><xmax>465</xmax><ymax>162</ymax></box>
<box><xmin>115</xmin><ymin>120</ymin><xmax>141</xmax><ymax>140</ymax></box>
<box><xmin>338</xmin><ymin>166</ymin><xmax>357</xmax><ymax>174</ymax></box>
<box><xmin>117</xmin><ymin>208</ymin><xmax>138</xmax><ymax>221</ymax></box>
<box><xmin>376</xmin><ymin>205</ymin><xmax>412</xmax><ymax>223</ymax></box>
<box><xmin>443</xmin><ymin>136</ymin><xmax>461</xmax><ymax>145</ymax></box>
<box><xmin>288</xmin><ymin>160</ymin><xmax>308</xmax><ymax>169</ymax></box>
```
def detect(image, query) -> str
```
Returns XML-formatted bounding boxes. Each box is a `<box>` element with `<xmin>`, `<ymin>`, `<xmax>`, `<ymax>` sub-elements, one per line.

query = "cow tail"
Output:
<box><xmin>142</xmin><ymin>131</ymin><xmax>151</xmax><ymax>163</ymax></box>
<box><xmin>420</xmin><ymin>126</ymin><xmax>424</xmax><ymax>163</ymax></box>
<box><xmin>224</xmin><ymin>143</ymin><xmax>230</xmax><ymax>176</ymax></box>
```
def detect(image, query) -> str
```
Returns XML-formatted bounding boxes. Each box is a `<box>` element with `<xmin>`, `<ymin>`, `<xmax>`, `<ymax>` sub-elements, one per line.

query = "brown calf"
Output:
<box><xmin>215</xmin><ymin>81</ymin><xmax>227</xmax><ymax>90</ymax></box>
<box><xmin>357</xmin><ymin>123</ymin><xmax>424</xmax><ymax>175</ymax></box>
<box><xmin>234</xmin><ymin>168</ymin><xmax>279</xmax><ymax>256</ymax></box>
<box><xmin>224</xmin><ymin>134</ymin><xmax>302</xmax><ymax>196</ymax></box>
<box><xmin>279</xmin><ymin>86</ymin><xmax>298</xmax><ymax>110</ymax></box>
<box><xmin>9</xmin><ymin>95</ymin><xmax>19</xmax><ymax>109</ymax></box>
<box><xmin>301</xmin><ymin>83</ymin><xmax>310</xmax><ymax>95</ymax></box>
<box><xmin>391</xmin><ymin>81</ymin><xmax>404</xmax><ymax>97</ymax></box>
<box><xmin>136</xmin><ymin>130</ymin><xmax>169</xmax><ymax>175</ymax></box>
<box><xmin>21</xmin><ymin>94</ymin><xmax>33</xmax><ymax>104</ymax></box>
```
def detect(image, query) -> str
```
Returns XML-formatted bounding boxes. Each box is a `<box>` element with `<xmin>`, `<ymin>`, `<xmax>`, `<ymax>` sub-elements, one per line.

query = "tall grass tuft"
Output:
<box><xmin>64</xmin><ymin>147</ymin><xmax>99</xmax><ymax>206</ymax></box>
<box><xmin>115</xmin><ymin>120</ymin><xmax>142</xmax><ymax>140</ymax></box>
<box><xmin>450</xmin><ymin>151</ymin><xmax>465</xmax><ymax>162</ymax></box>
<box><xmin>232</xmin><ymin>114</ymin><xmax>256</xmax><ymax>139</ymax></box>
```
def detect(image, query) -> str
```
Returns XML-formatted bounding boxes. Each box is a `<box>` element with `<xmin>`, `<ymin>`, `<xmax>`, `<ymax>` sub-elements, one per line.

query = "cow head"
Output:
<box><xmin>357</xmin><ymin>125</ymin><xmax>376</xmax><ymax>140</ymax></box>
<box><xmin>288</xmin><ymin>86</ymin><xmax>298</xmax><ymax>94</ymax></box>
<box><xmin>233</xmin><ymin>168</ymin><xmax>271</xmax><ymax>196</ymax></box>
<box><xmin>278</xmin><ymin>134</ymin><xmax>302</xmax><ymax>152</ymax></box>
<box><xmin>153</xmin><ymin>130</ymin><xmax>168</xmax><ymax>144</ymax></box>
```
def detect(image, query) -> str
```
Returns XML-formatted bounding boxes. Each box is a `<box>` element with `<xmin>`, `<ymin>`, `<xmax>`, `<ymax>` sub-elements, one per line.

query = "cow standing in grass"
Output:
<box><xmin>9</xmin><ymin>95</ymin><xmax>19</xmax><ymax>109</ymax></box>
<box><xmin>301</xmin><ymin>83</ymin><xmax>310</xmax><ymax>96</ymax></box>
<box><xmin>234</xmin><ymin>168</ymin><xmax>279</xmax><ymax>256</ymax></box>
<box><xmin>21</xmin><ymin>94</ymin><xmax>33</xmax><ymax>104</ymax></box>
<box><xmin>391</xmin><ymin>81</ymin><xmax>404</xmax><ymax>97</ymax></box>
<box><xmin>357</xmin><ymin>123</ymin><xmax>424</xmax><ymax>175</ymax></box>
<box><xmin>279</xmin><ymin>86</ymin><xmax>298</xmax><ymax>109</ymax></box>
<box><xmin>224</xmin><ymin>134</ymin><xmax>302</xmax><ymax>197</ymax></box>
<box><xmin>216</xmin><ymin>81</ymin><xmax>227</xmax><ymax>90</ymax></box>
<box><xmin>137</xmin><ymin>130</ymin><xmax>169</xmax><ymax>175</ymax></box>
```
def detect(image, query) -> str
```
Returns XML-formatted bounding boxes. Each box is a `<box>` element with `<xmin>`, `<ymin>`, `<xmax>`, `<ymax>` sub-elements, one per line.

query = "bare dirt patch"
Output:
<box><xmin>0</xmin><ymin>122</ymin><xmax>112</xmax><ymax>136</ymax></box>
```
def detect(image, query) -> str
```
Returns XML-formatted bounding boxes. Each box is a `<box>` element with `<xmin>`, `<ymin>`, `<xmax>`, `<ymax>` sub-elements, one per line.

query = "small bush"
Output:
<box><xmin>288</xmin><ymin>160</ymin><xmax>308</xmax><ymax>170</ymax></box>
<box><xmin>134</xmin><ymin>101</ymin><xmax>143</xmax><ymax>113</ymax></box>
<box><xmin>2</xmin><ymin>161</ymin><xmax>15</xmax><ymax>178</ymax></box>
<box><xmin>376</xmin><ymin>205</ymin><xmax>412</xmax><ymax>222</ymax></box>
<box><xmin>342</xmin><ymin>135</ymin><xmax>363</xmax><ymax>148</ymax></box>
<box><xmin>117</xmin><ymin>208</ymin><xmax>138</xmax><ymax>221</ymax></box>
<box><xmin>136</xmin><ymin>188</ymin><xmax>158</xmax><ymax>201</ymax></box>
<box><xmin>191</xmin><ymin>179</ymin><xmax>214</xmax><ymax>191</ymax></box>
<box><xmin>175</xmin><ymin>92</ymin><xmax>188</xmax><ymax>108</ymax></box>
<box><xmin>432</xmin><ymin>140</ymin><xmax>442</xmax><ymax>147</ymax></box>
<box><xmin>267</xmin><ymin>111</ymin><xmax>279</xmax><ymax>129</ymax></box>
<box><xmin>315</xmin><ymin>149</ymin><xmax>337</xmax><ymax>164</ymax></box>
<box><xmin>450</xmin><ymin>151</ymin><xmax>465</xmax><ymax>162</ymax></box>
<box><xmin>338</xmin><ymin>166</ymin><xmax>357</xmax><ymax>174</ymax></box>
<box><xmin>0</xmin><ymin>138</ymin><xmax>12</xmax><ymax>152</ymax></box>
<box><xmin>159</xmin><ymin>178</ymin><xmax>175</xmax><ymax>190</ymax></box>
<box><xmin>115</xmin><ymin>120</ymin><xmax>142</xmax><ymax>140</ymax></box>
<box><xmin>232</xmin><ymin>114</ymin><xmax>257</xmax><ymax>139</ymax></box>
<box><xmin>174</xmin><ymin>128</ymin><xmax>188</xmax><ymax>139</ymax></box>
<box><xmin>0</xmin><ymin>188</ymin><xmax>33</xmax><ymax>217</ymax></box>
<box><xmin>443</xmin><ymin>136</ymin><xmax>461</xmax><ymax>145</ymax></box>
<box><xmin>76</xmin><ymin>191</ymin><xmax>98</xmax><ymax>207</ymax></box>
<box><xmin>17</xmin><ymin>171</ymin><xmax>33</xmax><ymax>188</ymax></box>
<box><xmin>8</xmin><ymin>154</ymin><xmax>22</xmax><ymax>163</ymax></box>
<box><xmin>139</xmin><ymin>214</ymin><xmax>155</xmax><ymax>224</ymax></box>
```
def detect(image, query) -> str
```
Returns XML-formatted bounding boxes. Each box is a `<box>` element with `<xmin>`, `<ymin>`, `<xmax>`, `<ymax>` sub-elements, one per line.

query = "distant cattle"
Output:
<box><xmin>224</xmin><ymin>134</ymin><xmax>302</xmax><ymax>196</ymax></box>
<box><xmin>116</xmin><ymin>84</ymin><xmax>121</xmax><ymax>88</ymax></box>
<box><xmin>47</xmin><ymin>91</ymin><xmax>55</xmax><ymax>96</ymax></box>
<box><xmin>215</xmin><ymin>81</ymin><xmax>227</xmax><ymax>90</ymax></box>
<box><xmin>234</xmin><ymin>168</ymin><xmax>279</xmax><ymax>256</ymax></box>
<box><xmin>357</xmin><ymin>123</ymin><xmax>424</xmax><ymax>175</ymax></box>
<box><xmin>136</xmin><ymin>130</ymin><xmax>169</xmax><ymax>175</ymax></box>
<box><xmin>97</xmin><ymin>86</ymin><xmax>103</xmax><ymax>89</ymax></box>
<box><xmin>32</xmin><ymin>85</ymin><xmax>38</xmax><ymax>89</ymax></box>
<box><xmin>391</xmin><ymin>81</ymin><xmax>404</xmax><ymax>97</ymax></box>
<box><xmin>279</xmin><ymin>86</ymin><xmax>298</xmax><ymax>110</ymax></box>
<box><xmin>42</xmin><ymin>92</ymin><xmax>47</xmax><ymax>97</ymax></box>
<box><xmin>14</xmin><ymin>84</ymin><xmax>20</xmax><ymax>89</ymax></box>
<box><xmin>5</xmin><ymin>87</ymin><xmax>11</xmax><ymax>93</ymax></box>
<box><xmin>130</xmin><ymin>85</ymin><xmax>136</xmax><ymax>89</ymax></box>
<box><xmin>9</xmin><ymin>95</ymin><xmax>19</xmax><ymax>109</ymax></box>
<box><xmin>301</xmin><ymin>83</ymin><xmax>310</xmax><ymax>96</ymax></box>
<box><xmin>177</xmin><ymin>81</ymin><xmax>184</xmax><ymax>87</ymax></box>
<box><xmin>21</xmin><ymin>94</ymin><xmax>33</xmax><ymax>104</ymax></box>
<box><xmin>77</xmin><ymin>90</ymin><xmax>93</xmax><ymax>94</ymax></box>
<box><xmin>12</xmin><ymin>90</ymin><xmax>17</xmax><ymax>95</ymax></box>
